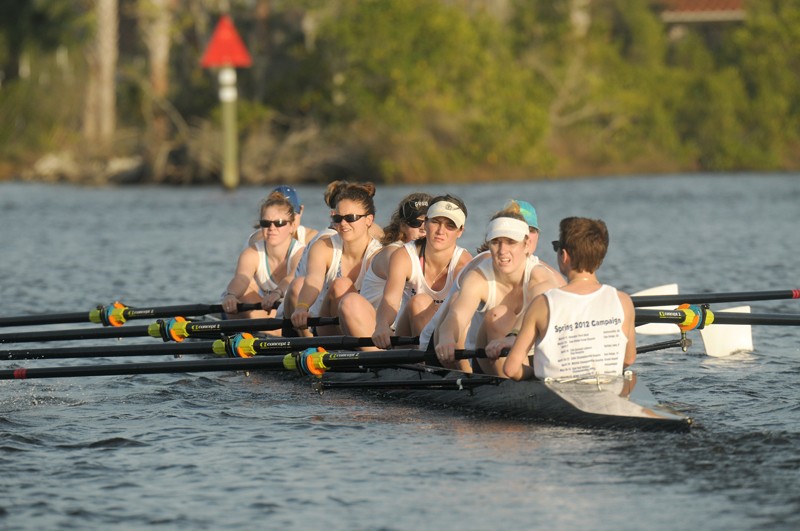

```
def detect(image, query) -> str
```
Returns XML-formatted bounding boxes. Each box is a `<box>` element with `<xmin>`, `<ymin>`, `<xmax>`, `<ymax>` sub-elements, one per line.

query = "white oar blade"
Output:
<box><xmin>634</xmin><ymin>284</ymin><xmax>679</xmax><ymax>336</ymax></box>
<box><xmin>700</xmin><ymin>306</ymin><xmax>754</xmax><ymax>357</ymax></box>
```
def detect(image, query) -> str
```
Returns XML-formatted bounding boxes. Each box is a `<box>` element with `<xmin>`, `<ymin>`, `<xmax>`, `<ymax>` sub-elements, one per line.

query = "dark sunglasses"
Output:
<box><xmin>331</xmin><ymin>213</ymin><xmax>369</xmax><ymax>224</ymax></box>
<box><xmin>404</xmin><ymin>218</ymin><xmax>425</xmax><ymax>228</ymax></box>
<box><xmin>259</xmin><ymin>219</ymin><xmax>290</xmax><ymax>228</ymax></box>
<box><xmin>551</xmin><ymin>240</ymin><xmax>563</xmax><ymax>252</ymax></box>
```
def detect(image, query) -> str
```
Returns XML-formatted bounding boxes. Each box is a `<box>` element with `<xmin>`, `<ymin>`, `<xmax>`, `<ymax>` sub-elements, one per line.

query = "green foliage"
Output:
<box><xmin>313</xmin><ymin>0</ymin><xmax>550</xmax><ymax>181</ymax></box>
<box><xmin>5</xmin><ymin>0</ymin><xmax>800</xmax><ymax>182</ymax></box>
<box><xmin>0</xmin><ymin>52</ymin><xmax>85</xmax><ymax>162</ymax></box>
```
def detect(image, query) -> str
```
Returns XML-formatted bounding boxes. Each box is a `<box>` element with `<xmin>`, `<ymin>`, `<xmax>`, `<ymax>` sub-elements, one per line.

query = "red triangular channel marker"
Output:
<box><xmin>200</xmin><ymin>15</ymin><xmax>252</xmax><ymax>68</ymax></box>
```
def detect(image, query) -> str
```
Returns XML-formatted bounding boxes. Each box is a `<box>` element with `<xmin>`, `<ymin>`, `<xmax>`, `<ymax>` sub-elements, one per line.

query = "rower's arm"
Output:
<box><xmin>435</xmin><ymin>270</ymin><xmax>486</xmax><ymax>367</ymax></box>
<box><xmin>374</xmin><ymin>249</ymin><xmax>411</xmax><ymax>333</ymax></box>
<box><xmin>436</xmin><ymin>270</ymin><xmax>484</xmax><ymax>345</ymax></box>
<box><xmin>619</xmin><ymin>291</ymin><xmax>637</xmax><ymax>368</ymax></box>
<box><xmin>294</xmin><ymin>239</ymin><xmax>330</xmax><ymax>310</ymax></box>
<box><xmin>269</xmin><ymin>244</ymin><xmax>305</xmax><ymax>305</ymax></box>
<box><xmin>223</xmin><ymin>247</ymin><xmax>259</xmax><ymax>298</ymax></box>
<box><xmin>504</xmin><ymin>295</ymin><xmax>547</xmax><ymax>381</ymax></box>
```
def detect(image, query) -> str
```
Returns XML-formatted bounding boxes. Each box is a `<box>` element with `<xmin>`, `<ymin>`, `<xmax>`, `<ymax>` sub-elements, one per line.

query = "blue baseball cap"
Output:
<box><xmin>516</xmin><ymin>200</ymin><xmax>539</xmax><ymax>230</ymax></box>
<box><xmin>272</xmin><ymin>185</ymin><xmax>301</xmax><ymax>211</ymax></box>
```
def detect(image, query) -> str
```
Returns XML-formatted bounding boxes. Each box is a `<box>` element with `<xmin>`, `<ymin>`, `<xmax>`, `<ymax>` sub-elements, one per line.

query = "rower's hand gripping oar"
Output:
<box><xmin>0</xmin><ymin>301</ymin><xmax>263</xmax><ymax>328</ymax></box>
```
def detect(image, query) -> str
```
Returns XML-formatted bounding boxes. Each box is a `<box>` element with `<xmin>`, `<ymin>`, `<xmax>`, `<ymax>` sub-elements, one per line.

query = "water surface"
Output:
<box><xmin>1</xmin><ymin>174</ymin><xmax>799</xmax><ymax>530</ymax></box>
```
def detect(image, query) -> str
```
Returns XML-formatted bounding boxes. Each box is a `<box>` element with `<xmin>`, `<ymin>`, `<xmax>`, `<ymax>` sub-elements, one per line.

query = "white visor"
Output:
<box><xmin>486</xmin><ymin>217</ymin><xmax>528</xmax><ymax>242</ymax></box>
<box><xmin>426</xmin><ymin>201</ymin><xmax>466</xmax><ymax>228</ymax></box>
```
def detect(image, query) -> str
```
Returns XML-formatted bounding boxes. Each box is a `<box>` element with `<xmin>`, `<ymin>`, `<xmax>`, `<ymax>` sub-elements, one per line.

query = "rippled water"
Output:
<box><xmin>1</xmin><ymin>174</ymin><xmax>799</xmax><ymax>530</ymax></box>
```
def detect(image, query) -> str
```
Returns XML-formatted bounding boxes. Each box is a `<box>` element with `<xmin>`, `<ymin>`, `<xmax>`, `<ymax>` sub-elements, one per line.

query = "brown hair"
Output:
<box><xmin>324</xmin><ymin>180</ymin><xmax>373</xmax><ymax>209</ymax></box>
<box><xmin>381</xmin><ymin>192</ymin><xmax>432</xmax><ymax>245</ymax></box>
<box><xmin>332</xmin><ymin>182</ymin><xmax>377</xmax><ymax>215</ymax></box>
<box><xmin>254</xmin><ymin>191</ymin><xmax>295</xmax><ymax>228</ymax></box>
<box><xmin>558</xmin><ymin>217</ymin><xmax>609</xmax><ymax>273</ymax></box>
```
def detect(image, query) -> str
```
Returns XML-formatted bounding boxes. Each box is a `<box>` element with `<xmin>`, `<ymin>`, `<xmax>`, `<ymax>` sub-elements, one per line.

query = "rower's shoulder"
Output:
<box><xmin>456</xmin><ymin>248</ymin><xmax>473</xmax><ymax>267</ymax></box>
<box><xmin>303</xmin><ymin>226</ymin><xmax>319</xmax><ymax>243</ymax></box>
<box><xmin>530</xmin><ymin>259</ymin><xmax>566</xmax><ymax>286</ymax></box>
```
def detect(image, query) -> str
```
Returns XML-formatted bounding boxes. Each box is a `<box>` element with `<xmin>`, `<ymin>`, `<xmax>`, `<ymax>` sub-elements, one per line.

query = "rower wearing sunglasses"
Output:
<box><xmin>337</xmin><ymin>193</ymin><xmax>432</xmax><ymax>348</ymax></box>
<box><xmin>221</xmin><ymin>191</ymin><xmax>305</xmax><ymax>330</ymax></box>
<box><xmin>372</xmin><ymin>195</ymin><xmax>472</xmax><ymax>349</ymax></box>
<box><xmin>244</xmin><ymin>185</ymin><xmax>319</xmax><ymax>247</ymax></box>
<box><xmin>290</xmin><ymin>182</ymin><xmax>383</xmax><ymax>337</ymax></box>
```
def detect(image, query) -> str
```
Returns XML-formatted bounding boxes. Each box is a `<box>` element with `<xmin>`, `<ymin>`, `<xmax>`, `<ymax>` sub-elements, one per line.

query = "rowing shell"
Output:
<box><xmin>313</xmin><ymin>365</ymin><xmax>693</xmax><ymax>432</ymax></box>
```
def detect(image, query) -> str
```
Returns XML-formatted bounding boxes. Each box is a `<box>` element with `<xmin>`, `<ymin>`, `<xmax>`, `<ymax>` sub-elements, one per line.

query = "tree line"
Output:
<box><xmin>1</xmin><ymin>0</ymin><xmax>799</xmax><ymax>185</ymax></box>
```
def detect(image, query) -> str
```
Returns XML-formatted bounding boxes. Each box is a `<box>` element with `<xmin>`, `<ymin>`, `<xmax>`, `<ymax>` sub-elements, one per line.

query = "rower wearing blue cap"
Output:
<box><xmin>245</xmin><ymin>185</ymin><xmax>319</xmax><ymax>250</ymax></box>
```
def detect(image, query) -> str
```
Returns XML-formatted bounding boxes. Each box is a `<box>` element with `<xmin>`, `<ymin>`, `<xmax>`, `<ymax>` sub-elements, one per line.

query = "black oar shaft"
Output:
<box><xmin>0</xmin><ymin>311</ymin><xmax>92</xmax><ymax>327</ymax></box>
<box><xmin>0</xmin><ymin>303</ymin><xmax>262</xmax><ymax>327</ymax></box>
<box><xmin>320</xmin><ymin>349</ymin><xmax>485</xmax><ymax>368</ymax></box>
<box><xmin>1</xmin><ymin>357</ymin><xmax>290</xmax><ymax>380</ymax></box>
<box><xmin>635</xmin><ymin>309</ymin><xmax>800</xmax><ymax>327</ymax></box>
<box><xmin>0</xmin><ymin>335</ymin><xmax>418</xmax><ymax>361</ymax></box>
<box><xmin>0</xmin><ymin>325</ymin><xmax>154</xmax><ymax>343</ymax></box>
<box><xmin>0</xmin><ymin>342</ymin><xmax>216</xmax><ymax>361</ymax></box>
<box><xmin>244</xmin><ymin>335</ymin><xmax>417</xmax><ymax>354</ymax></box>
<box><xmin>0</xmin><ymin>348</ymin><xmax>480</xmax><ymax>381</ymax></box>
<box><xmin>632</xmin><ymin>289</ymin><xmax>800</xmax><ymax>307</ymax></box>
<box><xmin>0</xmin><ymin>317</ymin><xmax>339</xmax><ymax>344</ymax></box>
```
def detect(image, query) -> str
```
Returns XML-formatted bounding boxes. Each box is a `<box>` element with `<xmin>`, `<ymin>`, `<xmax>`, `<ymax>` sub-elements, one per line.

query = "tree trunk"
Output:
<box><xmin>140</xmin><ymin>0</ymin><xmax>175</xmax><ymax>180</ymax></box>
<box><xmin>83</xmin><ymin>0</ymin><xmax>118</xmax><ymax>150</ymax></box>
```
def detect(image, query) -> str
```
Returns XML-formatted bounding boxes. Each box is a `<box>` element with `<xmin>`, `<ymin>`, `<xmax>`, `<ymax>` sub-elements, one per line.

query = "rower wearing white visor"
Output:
<box><xmin>431</xmin><ymin>200</ymin><xmax>565</xmax><ymax>374</ymax></box>
<box><xmin>372</xmin><ymin>195</ymin><xmax>472</xmax><ymax>349</ymax></box>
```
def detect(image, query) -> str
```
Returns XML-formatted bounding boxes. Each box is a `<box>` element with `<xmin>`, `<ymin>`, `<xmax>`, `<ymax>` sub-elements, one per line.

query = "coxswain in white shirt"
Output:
<box><xmin>503</xmin><ymin>217</ymin><xmax>636</xmax><ymax>381</ymax></box>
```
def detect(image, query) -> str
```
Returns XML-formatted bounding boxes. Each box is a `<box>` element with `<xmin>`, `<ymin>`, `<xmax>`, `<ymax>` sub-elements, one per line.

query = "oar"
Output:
<box><xmin>0</xmin><ymin>337</ymin><xmax>702</xmax><ymax>380</ymax></box>
<box><xmin>0</xmin><ymin>335</ymin><xmax>419</xmax><ymax>361</ymax></box>
<box><xmin>0</xmin><ymin>316</ymin><xmax>340</xmax><ymax>344</ymax></box>
<box><xmin>635</xmin><ymin>308</ymin><xmax>800</xmax><ymax>327</ymax></box>
<box><xmin>633</xmin><ymin>284</ymin><xmax>680</xmax><ymax>336</ymax></box>
<box><xmin>632</xmin><ymin>289</ymin><xmax>800</xmax><ymax>307</ymax></box>
<box><xmin>0</xmin><ymin>302</ymin><xmax>262</xmax><ymax>328</ymax></box>
<box><xmin>0</xmin><ymin>348</ymin><xmax>480</xmax><ymax>381</ymax></box>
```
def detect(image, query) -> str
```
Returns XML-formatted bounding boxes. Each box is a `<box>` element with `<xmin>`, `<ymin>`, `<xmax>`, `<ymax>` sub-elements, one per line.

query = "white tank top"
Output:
<box><xmin>418</xmin><ymin>252</ymin><xmax>538</xmax><ymax>349</ymax></box>
<box><xmin>360</xmin><ymin>241</ymin><xmax>403</xmax><ymax>308</ymax></box>
<box><xmin>296</xmin><ymin>225</ymin><xmax>307</xmax><ymax>244</ymax></box>
<box><xmin>308</xmin><ymin>234</ymin><xmax>382</xmax><ymax>316</ymax></box>
<box><xmin>254</xmin><ymin>238</ymin><xmax>304</xmax><ymax>294</ymax></box>
<box><xmin>534</xmin><ymin>284</ymin><xmax>627</xmax><ymax>379</ymax></box>
<box><xmin>295</xmin><ymin>228</ymin><xmax>336</xmax><ymax>278</ymax></box>
<box><xmin>403</xmin><ymin>241</ymin><xmax>466</xmax><ymax>304</ymax></box>
<box><xmin>464</xmin><ymin>254</ymin><xmax>539</xmax><ymax>349</ymax></box>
